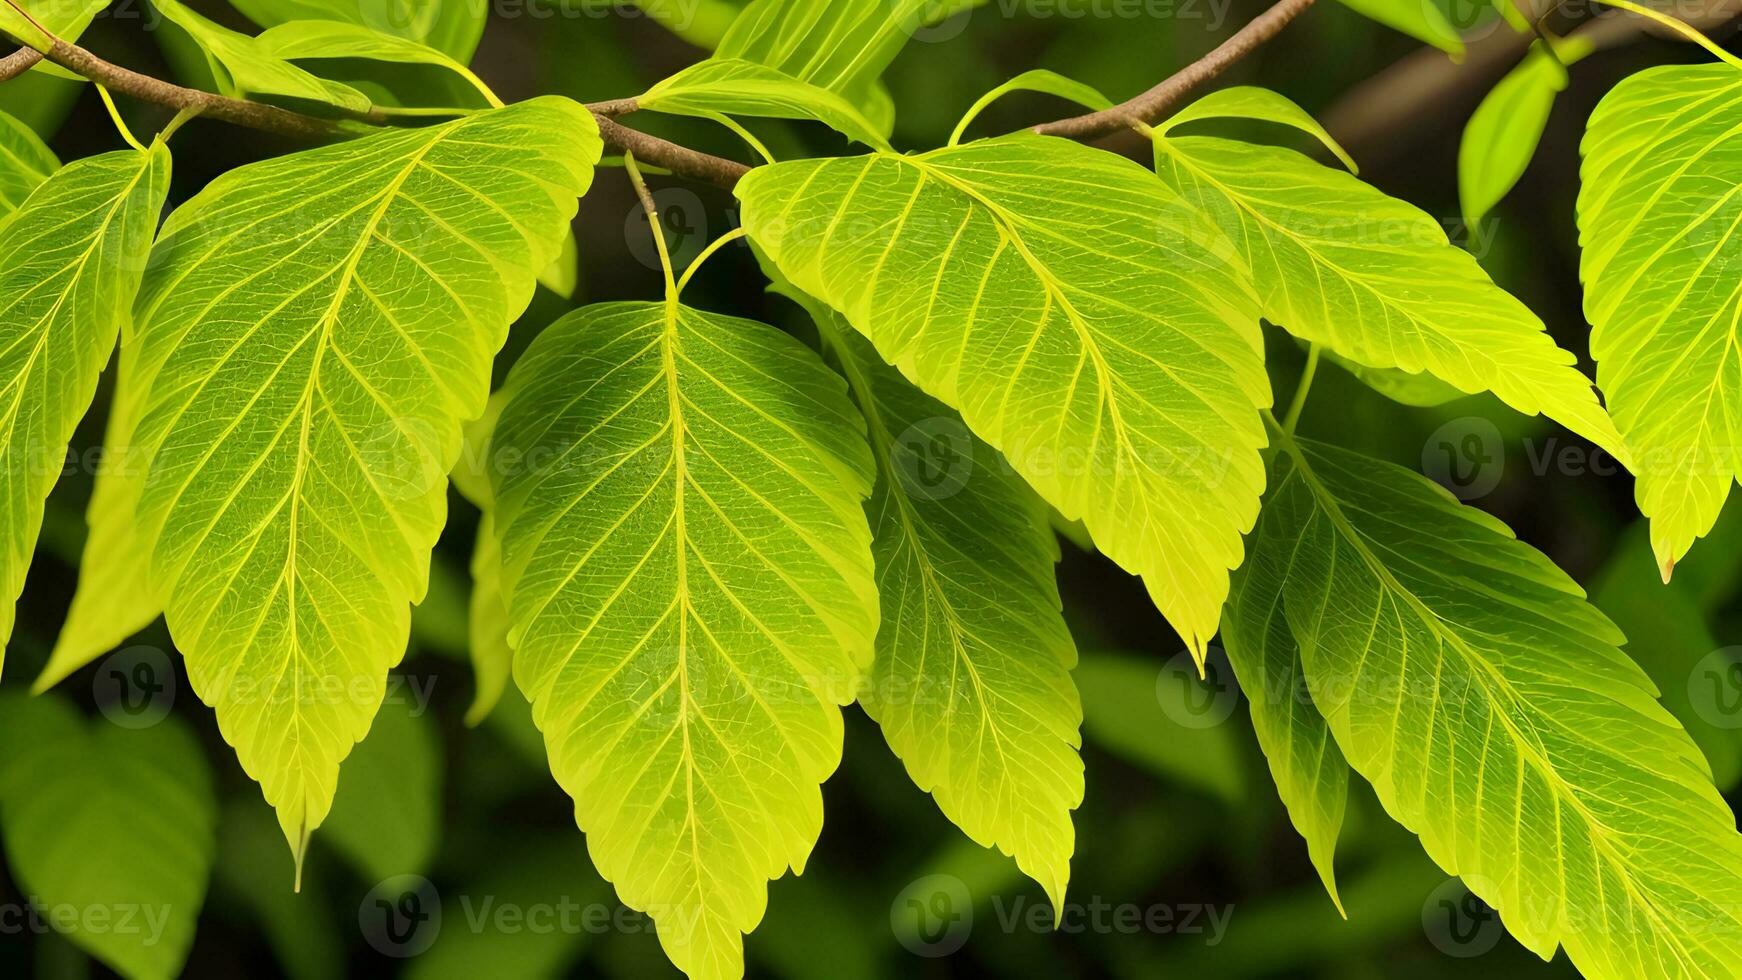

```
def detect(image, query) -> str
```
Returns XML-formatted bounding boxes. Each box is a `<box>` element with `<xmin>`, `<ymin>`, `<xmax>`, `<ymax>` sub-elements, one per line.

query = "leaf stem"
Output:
<box><xmin>1283</xmin><ymin>344</ymin><xmax>1320</xmax><ymax>435</ymax></box>
<box><xmin>676</xmin><ymin>227</ymin><xmax>748</xmax><ymax>295</ymax></box>
<box><xmin>1582</xmin><ymin>0</ymin><xmax>1742</xmax><ymax>68</ymax></box>
<box><xmin>625</xmin><ymin>151</ymin><xmax>679</xmax><ymax>299</ymax></box>
<box><xmin>1031</xmin><ymin>0</ymin><xmax>1317</xmax><ymax>139</ymax></box>
<box><xmin>95</xmin><ymin>84</ymin><xmax>146</xmax><ymax>152</ymax></box>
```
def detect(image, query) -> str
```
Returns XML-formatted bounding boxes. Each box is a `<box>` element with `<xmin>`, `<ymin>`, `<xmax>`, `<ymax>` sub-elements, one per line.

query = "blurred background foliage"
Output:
<box><xmin>2</xmin><ymin>0</ymin><xmax>1738</xmax><ymax>977</ymax></box>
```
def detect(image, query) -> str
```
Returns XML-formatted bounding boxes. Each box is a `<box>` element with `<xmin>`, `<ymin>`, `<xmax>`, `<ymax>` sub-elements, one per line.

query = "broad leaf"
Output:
<box><xmin>0</xmin><ymin>694</ymin><xmax>216</xmax><ymax>980</ymax></box>
<box><xmin>128</xmin><ymin>97</ymin><xmax>598</xmax><ymax>860</ymax></box>
<box><xmin>805</xmin><ymin>295</ymin><xmax>1083</xmax><ymax>910</ymax></box>
<box><xmin>227</xmin><ymin>0</ymin><xmax>489</xmax><ymax>61</ymax></box>
<box><xmin>0</xmin><ymin>143</ymin><xmax>171</xmax><ymax>677</ymax></box>
<box><xmin>1460</xmin><ymin>42</ymin><xmax>1573</xmax><ymax>226</ymax></box>
<box><xmin>1251</xmin><ymin>433</ymin><xmax>1742</xmax><ymax>976</ymax></box>
<box><xmin>1579</xmin><ymin>63</ymin><xmax>1742</xmax><ymax>574</ymax></box>
<box><xmin>152</xmin><ymin>0</ymin><xmax>372</xmax><ymax>113</ymax></box>
<box><xmin>738</xmin><ymin>134</ymin><xmax>1270</xmax><ymax>659</ymax></box>
<box><xmin>0</xmin><ymin>107</ymin><xmax>57</xmax><ymax>219</ymax></box>
<box><xmin>1153</xmin><ymin>127</ymin><xmax>1627</xmax><ymax>461</ymax></box>
<box><xmin>490</xmin><ymin>301</ymin><xmax>878</xmax><ymax>980</ymax></box>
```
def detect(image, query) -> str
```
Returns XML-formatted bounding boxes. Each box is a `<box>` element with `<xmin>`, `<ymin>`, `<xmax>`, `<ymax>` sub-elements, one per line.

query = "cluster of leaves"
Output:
<box><xmin>2</xmin><ymin>1</ymin><xmax>1741</xmax><ymax>979</ymax></box>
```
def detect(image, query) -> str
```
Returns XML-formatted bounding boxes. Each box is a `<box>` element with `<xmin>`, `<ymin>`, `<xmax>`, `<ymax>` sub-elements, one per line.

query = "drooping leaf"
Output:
<box><xmin>0</xmin><ymin>107</ymin><xmax>58</xmax><ymax>219</ymax></box>
<box><xmin>947</xmin><ymin>69</ymin><xmax>1111</xmax><ymax>146</ymax></box>
<box><xmin>465</xmin><ymin>514</ymin><xmax>513</xmax><ymax>726</ymax></box>
<box><xmin>639</xmin><ymin>58</ymin><xmax>891</xmax><ymax>150</ymax></box>
<box><xmin>1153</xmin><ymin>119</ymin><xmax>1627</xmax><ymax>462</ymax></box>
<box><xmin>226</xmin><ymin>0</ymin><xmax>488</xmax><ymax>61</ymax></box>
<box><xmin>798</xmin><ymin>293</ymin><xmax>1084</xmax><ymax>911</ymax></box>
<box><xmin>1223</xmin><ymin>504</ymin><xmax>1350</xmax><ymax>912</ymax></box>
<box><xmin>251</xmin><ymin>18</ymin><xmax>499</xmax><ymax>105</ymax></box>
<box><xmin>1322</xmin><ymin>349</ymin><xmax>1467</xmax><ymax>408</ymax></box>
<box><xmin>1579</xmin><ymin>63</ymin><xmax>1742</xmax><ymax>575</ymax></box>
<box><xmin>0</xmin><ymin>693</ymin><xmax>217</xmax><ymax>980</ymax></box>
<box><xmin>1333</xmin><ymin>0</ymin><xmax>1463</xmax><ymax>56</ymax></box>
<box><xmin>0</xmin><ymin>143</ymin><xmax>171</xmax><ymax>677</ymax></box>
<box><xmin>1251</xmin><ymin>433</ymin><xmax>1742</xmax><ymax>976</ymax></box>
<box><xmin>320</xmin><ymin>694</ymin><xmax>442</xmax><ymax>879</ymax></box>
<box><xmin>738</xmin><ymin>134</ymin><xmax>1270</xmax><ymax>660</ymax></box>
<box><xmin>128</xmin><ymin>98</ymin><xmax>597</xmax><ymax>860</ymax></box>
<box><xmin>1157</xmin><ymin>85</ymin><xmax>1357</xmax><ymax>173</ymax></box>
<box><xmin>150</xmin><ymin>0</ymin><xmax>373</xmax><ymax>113</ymax></box>
<box><xmin>1459</xmin><ymin>41</ymin><xmax>1575</xmax><ymax>226</ymax></box>
<box><xmin>489</xmin><ymin>301</ymin><xmax>878</xmax><ymax>980</ymax></box>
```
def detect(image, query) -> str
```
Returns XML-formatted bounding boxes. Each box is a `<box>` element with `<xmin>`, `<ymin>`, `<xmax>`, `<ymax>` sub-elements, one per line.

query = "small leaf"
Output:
<box><xmin>1459</xmin><ymin>42</ymin><xmax>1573</xmax><ymax>226</ymax></box>
<box><xmin>1160</xmin><ymin>86</ymin><xmax>1357</xmax><ymax>173</ymax></box>
<box><xmin>150</xmin><ymin>0</ymin><xmax>373</xmax><ymax>113</ymax></box>
<box><xmin>0</xmin><ymin>143</ymin><xmax>171</xmax><ymax>677</ymax></box>
<box><xmin>490</xmin><ymin>300</ymin><xmax>878</xmax><ymax>980</ymax></box>
<box><xmin>640</xmin><ymin>58</ymin><xmax>891</xmax><ymax>150</ymax></box>
<box><xmin>227</xmin><ymin>0</ymin><xmax>487</xmax><ymax>61</ymax></box>
<box><xmin>1334</xmin><ymin>0</ymin><xmax>1464</xmax><ymax>57</ymax></box>
<box><xmin>0</xmin><ymin>693</ymin><xmax>217</xmax><ymax>980</ymax></box>
<box><xmin>252</xmin><ymin>19</ymin><xmax>499</xmax><ymax>106</ymax></box>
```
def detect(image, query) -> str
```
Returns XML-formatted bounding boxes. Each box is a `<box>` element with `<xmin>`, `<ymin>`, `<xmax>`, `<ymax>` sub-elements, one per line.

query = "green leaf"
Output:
<box><xmin>0</xmin><ymin>693</ymin><xmax>217</xmax><ymax>980</ymax></box>
<box><xmin>1333</xmin><ymin>0</ymin><xmax>1463</xmax><ymax>57</ymax></box>
<box><xmin>252</xmin><ymin>18</ymin><xmax>498</xmax><ymax>105</ymax></box>
<box><xmin>738</xmin><ymin>134</ymin><xmax>1270</xmax><ymax>660</ymax></box>
<box><xmin>1459</xmin><ymin>42</ymin><xmax>1572</xmax><ymax>226</ymax></box>
<box><xmin>1578</xmin><ymin>63</ymin><xmax>1742</xmax><ymax>575</ymax></box>
<box><xmin>1251</xmin><ymin>433</ymin><xmax>1742</xmax><ymax>976</ymax></box>
<box><xmin>128</xmin><ymin>98</ymin><xmax>598</xmax><ymax>862</ymax></box>
<box><xmin>150</xmin><ymin>0</ymin><xmax>373</xmax><ymax>113</ymax></box>
<box><xmin>0</xmin><ymin>143</ymin><xmax>171</xmax><ymax>677</ymax></box>
<box><xmin>35</xmin><ymin>336</ymin><xmax>163</xmax><ymax>692</ymax></box>
<box><xmin>1223</xmin><ymin>511</ymin><xmax>1350</xmax><ymax>912</ymax></box>
<box><xmin>0</xmin><ymin>107</ymin><xmax>58</xmax><ymax>220</ymax></box>
<box><xmin>1322</xmin><ymin>349</ymin><xmax>1468</xmax><ymax>408</ymax></box>
<box><xmin>0</xmin><ymin>0</ymin><xmax>104</xmax><ymax>77</ymax></box>
<box><xmin>948</xmin><ymin>69</ymin><xmax>1112</xmax><ymax>146</ymax></box>
<box><xmin>803</xmin><ymin>294</ymin><xmax>1084</xmax><ymax>910</ymax></box>
<box><xmin>640</xmin><ymin>58</ymin><xmax>892</xmax><ymax>150</ymax></box>
<box><xmin>489</xmin><ymin>300</ymin><xmax>878</xmax><ymax>980</ymax></box>
<box><xmin>465</xmin><ymin>514</ymin><xmax>512</xmax><ymax>726</ymax></box>
<box><xmin>1157</xmin><ymin>86</ymin><xmax>1357</xmax><ymax>174</ymax></box>
<box><xmin>1153</xmin><ymin>130</ymin><xmax>1628</xmax><ymax>462</ymax></box>
<box><xmin>320</xmin><ymin>694</ymin><xmax>442</xmax><ymax>878</ymax></box>
<box><xmin>227</xmin><ymin>0</ymin><xmax>487</xmax><ymax>61</ymax></box>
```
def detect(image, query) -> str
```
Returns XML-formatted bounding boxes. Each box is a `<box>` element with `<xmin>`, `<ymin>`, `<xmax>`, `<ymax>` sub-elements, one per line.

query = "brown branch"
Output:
<box><xmin>30</xmin><ymin>39</ymin><xmax>748</xmax><ymax>187</ymax></box>
<box><xmin>0</xmin><ymin>46</ymin><xmax>42</xmax><ymax>82</ymax></box>
<box><xmin>1032</xmin><ymin>0</ymin><xmax>1317</xmax><ymax>139</ymax></box>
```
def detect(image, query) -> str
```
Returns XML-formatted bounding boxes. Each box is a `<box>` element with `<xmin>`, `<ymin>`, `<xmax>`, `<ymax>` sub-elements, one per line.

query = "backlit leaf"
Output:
<box><xmin>0</xmin><ymin>107</ymin><xmax>57</xmax><ymax>219</ymax></box>
<box><xmin>128</xmin><ymin>98</ymin><xmax>597</xmax><ymax>860</ymax></box>
<box><xmin>490</xmin><ymin>300</ymin><xmax>878</xmax><ymax>980</ymax></box>
<box><xmin>227</xmin><ymin>0</ymin><xmax>488</xmax><ymax>61</ymax></box>
<box><xmin>151</xmin><ymin>0</ymin><xmax>372</xmax><ymax>114</ymax></box>
<box><xmin>738</xmin><ymin>133</ymin><xmax>1270</xmax><ymax>659</ymax></box>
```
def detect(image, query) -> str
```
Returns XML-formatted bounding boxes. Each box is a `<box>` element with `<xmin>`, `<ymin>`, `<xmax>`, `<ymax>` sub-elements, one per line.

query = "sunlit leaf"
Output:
<box><xmin>128</xmin><ymin>98</ymin><xmax>597</xmax><ymax>861</ymax></box>
<box><xmin>739</xmin><ymin>134</ymin><xmax>1270</xmax><ymax>660</ymax></box>
<box><xmin>1251</xmin><ymin>433</ymin><xmax>1742</xmax><ymax>976</ymax></box>
<box><xmin>227</xmin><ymin>0</ymin><xmax>488</xmax><ymax>61</ymax></box>
<box><xmin>1459</xmin><ymin>42</ymin><xmax>1573</xmax><ymax>226</ymax></box>
<box><xmin>0</xmin><ymin>142</ymin><xmax>170</xmax><ymax>677</ymax></box>
<box><xmin>0</xmin><ymin>107</ymin><xmax>57</xmax><ymax>219</ymax></box>
<box><xmin>1579</xmin><ymin>62</ymin><xmax>1742</xmax><ymax>575</ymax></box>
<box><xmin>490</xmin><ymin>300</ymin><xmax>878</xmax><ymax>980</ymax></box>
<box><xmin>151</xmin><ymin>0</ymin><xmax>372</xmax><ymax>113</ymax></box>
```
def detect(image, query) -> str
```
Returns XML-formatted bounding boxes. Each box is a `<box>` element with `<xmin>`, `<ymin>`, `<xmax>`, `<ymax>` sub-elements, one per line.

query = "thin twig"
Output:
<box><xmin>0</xmin><ymin>46</ymin><xmax>42</xmax><ymax>81</ymax></box>
<box><xmin>596</xmin><ymin>115</ymin><xmax>750</xmax><ymax>187</ymax></box>
<box><xmin>1032</xmin><ymin>0</ymin><xmax>1317</xmax><ymax>138</ymax></box>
